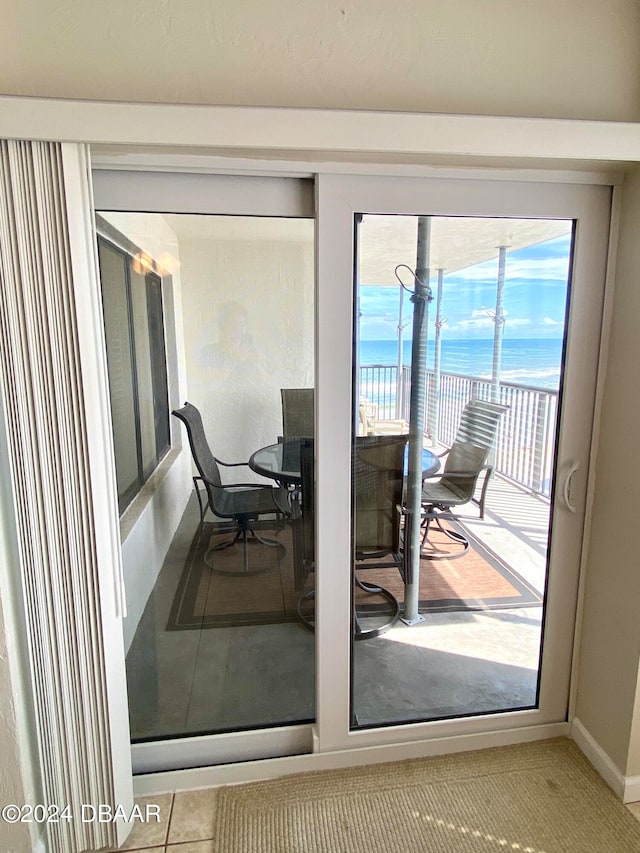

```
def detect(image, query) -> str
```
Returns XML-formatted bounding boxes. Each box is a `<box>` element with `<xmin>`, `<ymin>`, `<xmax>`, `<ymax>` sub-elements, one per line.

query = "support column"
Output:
<box><xmin>395</xmin><ymin>286</ymin><xmax>405</xmax><ymax>419</ymax></box>
<box><xmin>430</xmin><ymin>268</ymin><xmax>445</xmax><ymax>446</ymax></box>
<box><xmin>402</xmin><ymin>216</ymin><xmax>432</xmax><ymax>625</ymax></box>
<box><xmin>491</xmin><ymin>245</ymin><xmax>508</xmax><ymax>403</ymax></box>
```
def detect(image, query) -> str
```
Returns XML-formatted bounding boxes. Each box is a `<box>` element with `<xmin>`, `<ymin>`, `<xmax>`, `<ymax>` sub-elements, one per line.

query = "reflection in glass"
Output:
<box><xmin>352</xmin><ymin>214</ymin><xmax>572</xmax><ymax>728</ymax></box>
<box><xmin>96</xmin><ymin>213</ymin><xmax>315</xmax><ymax>742</ymax></box>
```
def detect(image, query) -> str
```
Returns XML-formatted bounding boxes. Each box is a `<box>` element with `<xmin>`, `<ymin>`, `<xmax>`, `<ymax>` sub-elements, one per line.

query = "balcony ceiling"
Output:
<box><xmin>359</xmin><ymin>215</ymin><xmax>572</xmax><ymax>285</ymax></box>
<box><xmin>101</xmin><ymin>211</ymin><xmax>571</xmax><ymax>286</ymax></box>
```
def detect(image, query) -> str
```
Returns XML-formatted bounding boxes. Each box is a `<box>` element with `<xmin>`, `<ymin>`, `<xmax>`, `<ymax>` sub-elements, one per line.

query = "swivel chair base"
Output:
<box><xmin>420</xmin><ymin>513</ymin><xmax>470</xmax><ymax>560</ymax></box>
<box><xmin>204</xmin><ymin>525</ymin><xmax>285</xmax><ymax>576</ymax></box>
<box><xmin>297</xmin><ymin>575</ymin><xmax>400</xmax><ymax>641</ymax></box>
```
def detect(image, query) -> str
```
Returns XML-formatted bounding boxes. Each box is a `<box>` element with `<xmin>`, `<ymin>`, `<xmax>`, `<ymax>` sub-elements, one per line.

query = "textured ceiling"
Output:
<box><xmin>359</xmin><ymin>215</ymin><xmax>572</xmax><ymax>285</ymax></box>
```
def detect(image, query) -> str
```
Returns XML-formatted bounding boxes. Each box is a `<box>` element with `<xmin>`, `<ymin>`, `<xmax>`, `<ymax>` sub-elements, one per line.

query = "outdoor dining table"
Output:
<box><xmin>249</xmin><ymin>437</ymin><xmax>441</xmax><ymax>638</ymax></box>
<box><xmin>249</xmin><ymin>439</ymin><xmax>441</xmax><ymax>485</ymax></box>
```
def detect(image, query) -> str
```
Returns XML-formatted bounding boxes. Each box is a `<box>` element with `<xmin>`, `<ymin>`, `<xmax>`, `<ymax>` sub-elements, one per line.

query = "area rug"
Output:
<box><xmin>205</xmin><ymin>739</ymin><xmax>640</xmax><ymax>852</ymax></box>
<box><xmin>167</xmin><ymin>519</ymin><xmax>541</xmax><ymax>631</ymax></box>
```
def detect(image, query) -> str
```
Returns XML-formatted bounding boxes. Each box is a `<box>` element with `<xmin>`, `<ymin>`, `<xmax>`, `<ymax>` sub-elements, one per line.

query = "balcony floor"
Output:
<box><xmin>125</xmin><ymin>474</ymin><xmax>549</xmax><ymax>741</ymax></box>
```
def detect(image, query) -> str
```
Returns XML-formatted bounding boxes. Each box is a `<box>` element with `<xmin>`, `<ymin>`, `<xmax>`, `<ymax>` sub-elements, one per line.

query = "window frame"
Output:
<box><xmin>97</xmin><ymin>230</ymin><xmax>171</xmax><ymax>514</ymax></box>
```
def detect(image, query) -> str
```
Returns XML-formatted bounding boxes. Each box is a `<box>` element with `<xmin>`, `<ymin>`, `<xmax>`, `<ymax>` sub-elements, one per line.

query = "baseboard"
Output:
<box><xmin>625</xmin><ymin>775</ymin><xmax>640</xmax><ymax>804</ymax></box>
<box><xmin>571</xmin><ymin>717</ymin><xmax>630</xmax><ymax>800</ymax></box>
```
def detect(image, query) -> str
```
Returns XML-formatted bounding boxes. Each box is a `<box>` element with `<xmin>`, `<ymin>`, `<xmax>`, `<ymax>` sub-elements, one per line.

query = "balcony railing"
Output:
<box><xmin>359</xmin><ymin>364</ymin><xmax>557</xmax><ymax>499</ymax></box>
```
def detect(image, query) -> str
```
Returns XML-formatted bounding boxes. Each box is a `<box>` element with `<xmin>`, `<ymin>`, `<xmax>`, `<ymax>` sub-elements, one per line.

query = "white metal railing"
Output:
<box><xmin>359</xmin><ymin>365</ymin><xmax>399</xmax><ymax>418</ymax></box>
<box><xmin>359</xmin><ymin>364</ymin><xmax>557</xmax><ymax>499</ymax></box>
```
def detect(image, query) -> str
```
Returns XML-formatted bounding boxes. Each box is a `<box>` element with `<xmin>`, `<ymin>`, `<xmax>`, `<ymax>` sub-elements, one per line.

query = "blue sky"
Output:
<box><xmin>359</xmin><ymin>234</ymin><xmax>571</xmax><ymax>341</ymax></box>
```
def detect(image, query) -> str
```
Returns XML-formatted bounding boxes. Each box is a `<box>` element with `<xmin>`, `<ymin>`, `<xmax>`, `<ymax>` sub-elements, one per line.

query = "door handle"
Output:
<box><xmin>562</xmin><ymin>461</ymin><xmax>580</xmax><ymax>513</ymax></box>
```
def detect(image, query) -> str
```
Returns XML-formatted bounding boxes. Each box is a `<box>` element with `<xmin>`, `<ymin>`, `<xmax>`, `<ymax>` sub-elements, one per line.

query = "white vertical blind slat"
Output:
<box><xmin>0</xmin><ymin>140</ymin><xmax>119</xmax><ymax>853</ymax></box>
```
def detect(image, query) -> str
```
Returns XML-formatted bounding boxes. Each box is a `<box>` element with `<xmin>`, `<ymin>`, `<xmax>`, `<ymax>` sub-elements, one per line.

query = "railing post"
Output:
<box><xmin>358</xmin><ymin>363</ymin><xmax>557</xmax><ymax>497</ymax></box>
<box><xmin>531</xmin><ymin>393</ymin><xmax>549</xmax><ymax>495</ymax></box>
<box><xmin>425</xmin><ymin>371</ymin><xmax>434</xmax><ymax>439</ymax></box>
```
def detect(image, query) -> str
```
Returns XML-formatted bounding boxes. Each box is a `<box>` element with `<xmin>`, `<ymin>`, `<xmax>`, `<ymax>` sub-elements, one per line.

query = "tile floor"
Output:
<box><xmin>111</xmin><ymin>790</ymin><xmax>219</xmax><ymax>852</ymax></box>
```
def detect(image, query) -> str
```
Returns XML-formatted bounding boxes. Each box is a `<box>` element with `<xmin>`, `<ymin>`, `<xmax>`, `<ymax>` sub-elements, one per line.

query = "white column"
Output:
<box><xmin>491</xmin><ymin>245</ymin><xmax>508</xmax><ymax>402</ymax></box>
<box><xmin>430</xmin><ymin>268</ymin><xmax>445</xmax><ymax>446</ymax></box>
<box><xmin>395</xmin><ymin>285</ymin><xmax>405</xmax><ymax>419</ymax></box>
<box><xmin>403</xmin><ymin>216</ymin><xmax>431</xmax><ymax>625</ymax></box>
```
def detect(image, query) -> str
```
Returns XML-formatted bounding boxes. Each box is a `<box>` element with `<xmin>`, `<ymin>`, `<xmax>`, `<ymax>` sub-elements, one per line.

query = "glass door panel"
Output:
<box><xmin>350</xmin><ymin>210</ymin><xmax>585</xmax><ymax>728</ymax></box>
<box><xmin>95</xmin><ymin>211</ymin><xmax>315</xmax><ymax>746</ymax></box>
<box><xmin>314</xmin><ymin>174</ymin><xmax>609</xmax><ymax>754</ymax></box>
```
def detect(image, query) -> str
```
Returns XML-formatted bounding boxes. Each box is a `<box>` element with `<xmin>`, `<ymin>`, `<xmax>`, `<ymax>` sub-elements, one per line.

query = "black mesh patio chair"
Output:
<box><xmin>172</xmin><ymin>402</ymin><xmax>290</xmax><ymax>575</ymax></box>
<box><xmin>280</xmin><ymin>388</ymin><xmax>314</xmax><ymax>498</ymax></box>
<box><xmin>421</xmin><ymin>398</ymin><xmax>508</xmax><ymax>558</ymax></box>
<box><xmin>281</xmin><ymin>388</ymin><xmax>314</xmax><ymax>440</ymax></box>
<box><xmin>297</xmin><ymin>434</ymin><xmax>408</xmax><ymax>640</ymax></box>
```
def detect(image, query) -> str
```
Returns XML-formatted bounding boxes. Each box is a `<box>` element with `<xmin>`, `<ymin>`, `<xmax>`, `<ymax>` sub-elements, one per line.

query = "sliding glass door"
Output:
<box><xmin>315</xmin><ymin>174</ymin><xmax>610</xmax><ymax>752</ymax></box>
<box><xmin>352</xmin><ymin>213</ymin><xmax>572</xmax><ymax>727</ymax></box>
<box><xmin>92</xmin><ymin>174</ymin><xmax>317</xmax><ymax>771</ymax></box>
<box><xmin>93</xmin><ymin>169</ymin><xmax>610</xmax><ymax>771</ymax></box>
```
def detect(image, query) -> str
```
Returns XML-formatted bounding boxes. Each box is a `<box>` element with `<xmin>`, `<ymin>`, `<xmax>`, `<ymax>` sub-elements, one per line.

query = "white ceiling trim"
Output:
<box><xmin>1</xmin><ymin>96</ymin><xmax>639</xmax><ymax>169</ymax></box>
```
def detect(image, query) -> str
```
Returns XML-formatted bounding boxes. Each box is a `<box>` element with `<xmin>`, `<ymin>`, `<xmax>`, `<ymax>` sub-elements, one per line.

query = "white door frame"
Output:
<box><xmin>314</xmin><ymin>173</ymin><xmax>611</xmax><ymax>753</ymax></box>
<box><xmin>94</xmin><ymin>167</ymin><xmax>612</xmax><ymax>783</ymax></box>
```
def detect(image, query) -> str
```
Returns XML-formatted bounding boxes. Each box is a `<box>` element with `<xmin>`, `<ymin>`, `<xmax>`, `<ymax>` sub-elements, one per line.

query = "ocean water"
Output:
<box><xmin>360</xmin><ymin>338</ymin><xmax>563</xmax><ymax>390</ymax></box>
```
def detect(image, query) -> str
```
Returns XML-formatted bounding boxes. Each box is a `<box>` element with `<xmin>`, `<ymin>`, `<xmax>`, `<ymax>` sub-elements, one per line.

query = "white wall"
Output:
<box><xmin>2</xmin><ymin>0</ymin><xmax>639</xmax><ymax>122</ymax></box>
<box><xmin>0</xmin><ymin>399</ymin><xmax>42</xmax><ymax>852</ymax></box>
<box><xmin>177</xmin><ymin>216</ymin><xmax>314</xmax><ymax>465</ymax></box>
<box><xmin>0</xmin><ymin>608</ymin><xmax>33</xmax><ymax>853</ymax></box>
<box><xmin>574</xmin><ymin>168</ymin><xmax>640</xmax><ymax>777</ymax></box>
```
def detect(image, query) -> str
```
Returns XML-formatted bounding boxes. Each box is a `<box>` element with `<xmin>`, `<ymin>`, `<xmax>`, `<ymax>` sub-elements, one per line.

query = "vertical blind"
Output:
<box><xmin>0</xmin><ymin>140</ymin><xmax>124</xmax><ymax>853</ymax></box>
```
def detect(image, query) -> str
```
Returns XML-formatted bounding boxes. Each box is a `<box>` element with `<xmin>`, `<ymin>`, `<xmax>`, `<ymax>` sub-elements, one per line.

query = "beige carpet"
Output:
<box><xmin>210</xmin><ymin>739</ymin><xmax>640</xmax><ymax>852</ymax></box>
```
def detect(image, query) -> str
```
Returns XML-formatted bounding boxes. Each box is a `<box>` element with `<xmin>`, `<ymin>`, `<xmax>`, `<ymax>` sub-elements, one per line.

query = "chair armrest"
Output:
<box><xmin>423</xmin><ymin>470</ymin><xmax>479</xmax><ymax>482</ymax></box>
<box><xmin>221</xmin><ymin>482</ymin><xmax>276</xmax><ymax>490</ymax></box>
<box><xmin>216</xmin><ymin>458</ymin><xmax>251</xmax><ymax>469</ymax></box>
<box><xmin>203</xmin><ymin>478</ymin><xmax>291</xmax><ymax>516</ymax></box>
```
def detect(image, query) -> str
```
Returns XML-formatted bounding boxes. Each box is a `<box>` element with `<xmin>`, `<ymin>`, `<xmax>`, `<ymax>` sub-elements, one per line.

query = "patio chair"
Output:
<box><xmin>172</xmin><ymin>402</ymin><xmax>290</xmax><ymax>575</ymax></box>
<box><xmin>297</xmin><ymin>434</ymin><xmax>408</xmax><ymax>640</ymax></box>
<box><xmin>281</xmin><ymin>388</ymin><xmax>314</xmax><ymax>440</ymax></box>
<box><xmin>421</xmin><ymin>399</ymin><xmax>508</xmax><ymax>558</ymax></box>
<box><xmin>358</xmin><ymin>397</ymin><xmax>409</xmax><ymax>436</ymax></box>
<box><xmin>280</xmin><ymin>388</ymin><xmax>314</xmax><ymax>499</ymax></box>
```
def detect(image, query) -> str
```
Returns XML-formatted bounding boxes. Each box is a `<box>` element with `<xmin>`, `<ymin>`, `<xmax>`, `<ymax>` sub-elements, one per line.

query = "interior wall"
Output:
<box><xmin>3</xmin><ymin>0</ymin><xmax>640</xmax><ymax>122</ymax></box>
<box><xmin>0</xmin><ymin>317</ymin><xmax>45</xmax><ymax>853</ymax></box>
<box><xmin>0</xmin><ymin>590</ymin><xmax>33</xmax><ymax>853</ymax></box>
<box><xmin>574</xmin><ymin>168</ymin><xmax>640</xmax><ymax>776</ymax></box>
<box><xmin>177</xmin><ymin>220</ymin><xmax>315</xmax><ymax>466</ymax></box>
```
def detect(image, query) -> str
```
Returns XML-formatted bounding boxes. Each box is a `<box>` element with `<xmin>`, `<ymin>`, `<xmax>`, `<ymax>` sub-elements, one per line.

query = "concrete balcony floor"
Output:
<box><xmin>124</xmin><ymin>473</ymin><xmax>549</xmax><ymax>742</ymax></box>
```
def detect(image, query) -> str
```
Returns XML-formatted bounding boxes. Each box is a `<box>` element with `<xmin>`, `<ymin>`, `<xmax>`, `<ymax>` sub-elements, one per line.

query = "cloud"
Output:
<box><xmin>446</xmin><ymin>255</ymin><xmax>570</xmax><ymax>285</ymax></box>
<box><xmin>543</xmin><ymin>317</ymin><xmax>562</xmax><ymax>326</ymax></box>
<box><xmin>449</xmin><ymin>316</ymin><xmax>495</xmax><ymax>331</ymax></box>
<box><xmin>447</xmin><ymin>314</ymin><xmax>531</xmax><ymax>333</ymax></box>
